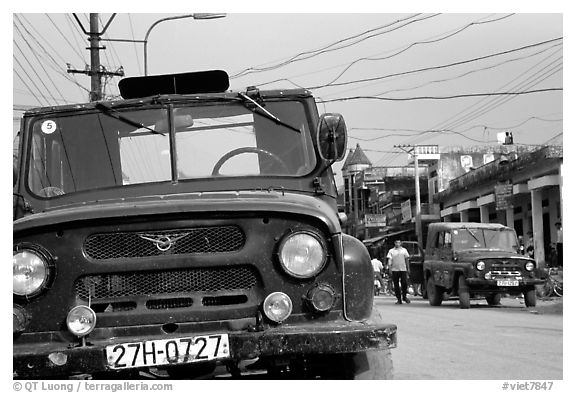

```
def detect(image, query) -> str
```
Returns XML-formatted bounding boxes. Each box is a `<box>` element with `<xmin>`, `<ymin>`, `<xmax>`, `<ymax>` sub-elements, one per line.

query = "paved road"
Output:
<box><xmin>375</xmin><ymin>295</ymin><xmax>563</xmax><ymax>380</ymax></box>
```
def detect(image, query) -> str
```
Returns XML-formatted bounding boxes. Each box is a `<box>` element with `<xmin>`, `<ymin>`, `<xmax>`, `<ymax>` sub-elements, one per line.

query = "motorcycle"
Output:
<box><xmin>374</xmin><ymin>278</ymin><xmax>382</xmax><ymax>296</ymax></box>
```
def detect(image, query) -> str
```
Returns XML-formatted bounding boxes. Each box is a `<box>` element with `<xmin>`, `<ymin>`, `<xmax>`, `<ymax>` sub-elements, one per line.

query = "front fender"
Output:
<box><xmin>341</xmin><ymin>234</ymin><xmax>373</xmax><ymax>321</ymax></box>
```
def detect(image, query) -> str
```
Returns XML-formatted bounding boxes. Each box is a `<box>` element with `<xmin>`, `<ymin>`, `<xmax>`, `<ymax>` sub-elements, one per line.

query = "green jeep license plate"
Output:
<box><xmin>496</xmin><ymin>280</ymin><xmax>519</xmax><ymax>287</ymax></box>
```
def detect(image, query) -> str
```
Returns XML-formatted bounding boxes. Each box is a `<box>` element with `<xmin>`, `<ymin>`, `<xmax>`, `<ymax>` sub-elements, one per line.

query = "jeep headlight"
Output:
<box><xmin>476</xmin><ymin>261</ymin><xmax>486</xmax><ymax>271</ymax></box>
<box><xmin>13</xmin><ymin>249</ymin><xmax>50</xmax><ymax>297</ymax></box>
<box><xmin>278</xmin><ymin>232</ymin><xmax>327</xmax><ymax>278</ymax></box>
<box><xmin>525</xmin><ymin>261</ymin><xmax>535</xmax><ymax>272</ymax></box>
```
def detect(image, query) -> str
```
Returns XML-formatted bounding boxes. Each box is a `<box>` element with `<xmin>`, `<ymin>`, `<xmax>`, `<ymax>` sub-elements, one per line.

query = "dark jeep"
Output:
<box><xmin>13</xmin><ymin>71</ymin><xmax>396</xmax><ymax>379</ymax></box>
<box><xmin>420</xmin><ymin>222</ymin><xmax>545</xmax><ymax>309</ymax></box>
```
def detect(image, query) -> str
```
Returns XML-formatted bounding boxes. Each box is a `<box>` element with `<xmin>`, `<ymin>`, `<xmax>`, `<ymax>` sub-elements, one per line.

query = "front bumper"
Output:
<box><xmin>14</xmin><ymin>320</ymin><xmax>397</xmax><ymax>379</ymax></box>
<box><xmin>466</xmin><ymin>277</ymin><xmax>545</xmax><ymax>292</ymax></box>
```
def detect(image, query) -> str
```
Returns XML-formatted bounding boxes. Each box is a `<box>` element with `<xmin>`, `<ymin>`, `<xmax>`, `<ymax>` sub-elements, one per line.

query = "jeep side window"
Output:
<box><xmin>444</xmin><ymin>232</ymin><xmax>452</xmax><ymax>248</ymax></box>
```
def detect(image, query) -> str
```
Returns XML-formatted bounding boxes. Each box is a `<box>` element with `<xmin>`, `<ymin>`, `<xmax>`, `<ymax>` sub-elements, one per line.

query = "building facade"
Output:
<box><xmin>341</xmin><ymin>143</ymin><xmax>562</xmax><ymax>267</ymax></box>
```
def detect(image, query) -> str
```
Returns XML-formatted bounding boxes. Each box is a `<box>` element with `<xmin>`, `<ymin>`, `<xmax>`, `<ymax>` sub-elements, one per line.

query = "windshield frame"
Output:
<box><xmin>451</xmin><ymin>227</ymin><xmax>520</xmax><ymax>252</ymax></box>
<box><xmin>22</xmin><ymin>96</ymin><xmax>321</xmax><ymax>201</ymax></box>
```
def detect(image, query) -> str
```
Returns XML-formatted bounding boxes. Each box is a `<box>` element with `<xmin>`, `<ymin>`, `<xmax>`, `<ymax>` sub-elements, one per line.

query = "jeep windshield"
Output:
<box><xmin>26</xmin><ymin>100</ymin><xmax>317</xmax><ymax>199</ymax></box>
<box><xmin>452</xmin><ymin>228</ymin><xmax>519</xmax><ymax>252</ymax></box>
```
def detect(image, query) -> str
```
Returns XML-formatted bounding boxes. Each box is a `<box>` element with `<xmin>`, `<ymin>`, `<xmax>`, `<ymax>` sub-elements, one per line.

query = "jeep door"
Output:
<box><xmin>405</xmin><ymin>242</ymin><xmax>424</xmax><ymax>285</ymax></box>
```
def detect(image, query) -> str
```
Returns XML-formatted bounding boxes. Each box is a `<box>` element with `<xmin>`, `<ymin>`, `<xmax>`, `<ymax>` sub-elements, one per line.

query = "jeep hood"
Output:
<box><xmin>454</xmin><ymin>249</ymin><xmax>531</xmax><ymax>261</ymax></box>
<box><xmin>13</xmin><ymin>191</ymin><xmax>341</xmax><ymax>235</ymax></box>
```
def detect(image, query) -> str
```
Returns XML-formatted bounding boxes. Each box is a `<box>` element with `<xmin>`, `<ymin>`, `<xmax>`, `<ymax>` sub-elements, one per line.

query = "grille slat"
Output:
<box><xmin>84</xmin><ymin>226</ymin><xmax>245</xmax><ymax>260</ymax></box>
<box><xmin>75</xmin><ymin>266</ymin><xmax>258</xmax><ymax>300</ymax></box>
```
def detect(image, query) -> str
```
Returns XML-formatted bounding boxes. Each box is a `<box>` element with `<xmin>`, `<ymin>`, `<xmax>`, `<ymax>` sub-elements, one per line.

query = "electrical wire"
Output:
<box><xmin>420</xmin><ymin>54</ymin><xmax>563</xmax><ymax>141</ymax></box>
<box><xmin>45</xmin><ymin>14</ymin><xmax>87</xmax><ymax>63</ymax></box>
<box><xmin>16</xmin><ymin>14</ymin><xmax>90</xmax><ymax>97</ymax></box>
<box><xmin>128</xmin><ymin>14</ymin><xmax>143</xmax><ymax>75</ymax></box>
<box><xmin>13</xmin><ymin>22</ymin><xmax>68</xmax><ymax>104</ymax></box>
<box><xmin>13</xmin><ymin>68</ymin><xmax>47</xmax><ymax>106</ymax></box>
<box><xmin>326</xmin><ymin>41</ymin><xmax>563</xmax><ymax>99</ymax></box>
<box><xmin>321</xmin><ymin>13</ymin><xmax>515</xmax><ymax>88</ymax></box>
<box><xmin>308</xmin><ymin>37</ymin><xmax>562</xmax><ymax>91</ymax></box>
<box><xmin>231</xmin><ymin>13</ymin><xmax>436</xmax><ymax>79</ymax></box>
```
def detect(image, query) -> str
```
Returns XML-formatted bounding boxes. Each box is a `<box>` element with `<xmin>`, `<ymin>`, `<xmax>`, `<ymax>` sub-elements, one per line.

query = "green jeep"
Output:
<box><xmin>13</xmin><ymin>71</ymin><xmax>396</xmax><ymax>379</ymax></box>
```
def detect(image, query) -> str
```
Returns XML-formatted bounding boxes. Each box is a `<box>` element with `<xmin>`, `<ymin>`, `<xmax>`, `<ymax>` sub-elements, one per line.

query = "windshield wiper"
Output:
<box><xmin>464</xmin><ymin>227</ymin><xmax>482</xmax><ymax>244</ymax></box>
<box><xmin>237</xmin><ymin>92</ymin><xmax>301</xmax><ymax>133</ymax></box>
<box><xmin>95</xmin><ymin>103</ymin><xmax>165</xmax><ymax>136</ymax></box>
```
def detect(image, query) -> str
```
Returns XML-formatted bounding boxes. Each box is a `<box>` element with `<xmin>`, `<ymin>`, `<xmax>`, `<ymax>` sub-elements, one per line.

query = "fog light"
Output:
<box><xmin>484</xmin><ymin>272</ymin><xmax>492</xmax><ymax>280</ymax></box>
<box><xmin>48</xmin><ymin>352</ymin><xmax>68</xmax><ymax>366</ymax></box>
<box><xmin>263</xmin><ymin>292</ymin><xmax>292</xmax><ymax>323</ymax></box>
<box><xmin>307</xmin><ymin>284</ymin><xmax>336</xmax><ymax>312</ymax></box>
<box><xmin>66</xmin><ymin>305</ymin><xmax>96</xmax><ymax>337</ymax></box>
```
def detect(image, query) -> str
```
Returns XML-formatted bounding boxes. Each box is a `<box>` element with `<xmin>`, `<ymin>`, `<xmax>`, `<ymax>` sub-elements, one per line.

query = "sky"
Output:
<box><xmin>11</xmin><ymin>7</ymin><xmax>565</xmax><ymax>189</ymax></box>
<box><xmin>5</xmin><ymin>2</ymin><xmax>574</xmax><ymax>390</ymax></box>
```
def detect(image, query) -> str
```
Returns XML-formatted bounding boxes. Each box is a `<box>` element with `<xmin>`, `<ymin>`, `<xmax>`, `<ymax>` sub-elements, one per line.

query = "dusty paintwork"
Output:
<box><xmin>13</xmin><ymin>73</ymin><xmax>396</xmax><ymax>379</ymax></box>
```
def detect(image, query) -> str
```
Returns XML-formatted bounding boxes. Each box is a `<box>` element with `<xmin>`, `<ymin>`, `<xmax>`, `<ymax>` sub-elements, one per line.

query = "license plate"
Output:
<box><xmin>106</xmin><ymin>334</ymin><xmax>229</xmax><ymax>369</ymax></box>
<box><xmin>496</xmin><ymin>280</ymin><xmax>519</xmax><ymax>287</ymax></box>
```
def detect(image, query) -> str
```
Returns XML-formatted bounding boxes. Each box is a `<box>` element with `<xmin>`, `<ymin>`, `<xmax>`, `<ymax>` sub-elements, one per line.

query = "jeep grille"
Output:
<box><xmin>484</xmin><ymin>259</ymin><xmax>522</xmax><ymax>277</ymax></box>
<box><xmin>84</xmin><ymin>226</ymin><xmax>245</xmax><ymax>260</ymax></box>
<box><xmin>74</xmin><ymin>266</ymin><xmax>258</xmax><ymax>299</ymax></box>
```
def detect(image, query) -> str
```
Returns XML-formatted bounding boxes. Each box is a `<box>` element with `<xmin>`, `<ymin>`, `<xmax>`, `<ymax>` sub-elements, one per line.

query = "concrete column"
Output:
<box><xmin>480</xmin><ymin>205</ymin><xmax>490</xmax><ymax>223</ymax></box>
<box><xmin>506</xmin><ymin>207</ymin><xmax>514</xmax><ymax>228</ymax></box>
<box><xmin>530</xmin><ymin>189</ymin><xmax>545</xmax><ymax>267</ymax></box>
<box><xmin>559</xmin><ymin>163</ymin><xmax>563</xmax><ymax>223</ymax></box>
<box><xmin>460</xmin><ymin>210</ymin><xmax>469</xmax><ymax>222</ymax></box>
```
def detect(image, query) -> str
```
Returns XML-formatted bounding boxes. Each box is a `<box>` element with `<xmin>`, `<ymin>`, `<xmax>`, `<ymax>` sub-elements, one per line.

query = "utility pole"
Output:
<box><xmin>395</xmin><ymin>144</ymin><xmax>423</xmax><ymax>249</ymax></box>
<box><xmin>68</xmin><ymin>13</ymin><xmax>124</xmax><ymax>102</ymax></box>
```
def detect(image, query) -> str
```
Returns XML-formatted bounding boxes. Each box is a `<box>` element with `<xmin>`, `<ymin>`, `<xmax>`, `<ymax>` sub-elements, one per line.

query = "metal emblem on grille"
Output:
<box><xmin>138</xmin><ymin>233</ymin><xmax>190</xmax><ymax>252</ymax></box>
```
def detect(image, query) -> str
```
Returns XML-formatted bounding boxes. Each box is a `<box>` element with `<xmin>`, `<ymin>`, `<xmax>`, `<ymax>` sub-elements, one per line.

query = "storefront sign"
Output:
<box><xmin>401</xmin><ymin>199</ymin><xmax>412</xmax><ymax>222</ymax></box>
<box><xmin>365</xmin><ymin>214</ymin><xmax>386</xmax><ymax>228</ymax></box>
<box><xmin>495</xmin><ymin>183</ymin><xmax>513</xmax><ymax>210</ymax></box>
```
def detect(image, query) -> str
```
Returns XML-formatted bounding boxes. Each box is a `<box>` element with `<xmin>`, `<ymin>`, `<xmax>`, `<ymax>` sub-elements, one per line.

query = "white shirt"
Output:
<box><xmin>371</xmin><ymin>258</ymin><xmax>383</xmax><ymax>273</ymax></box>
<box><xmin>386</xmin><ymin>247</ymin><xmax>410</xmax><ymax>272</ymax></box>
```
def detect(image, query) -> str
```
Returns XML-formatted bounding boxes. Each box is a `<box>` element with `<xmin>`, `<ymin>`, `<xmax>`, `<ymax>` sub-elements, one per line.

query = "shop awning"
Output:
<box><xmin>362</xmin><ymin>228</ymin><xmax>413</xmax><ymax>245</ymax></box>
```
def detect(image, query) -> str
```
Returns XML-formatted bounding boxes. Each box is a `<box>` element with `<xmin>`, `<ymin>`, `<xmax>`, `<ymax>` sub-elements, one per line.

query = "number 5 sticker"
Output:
<box><xmin>41</xmin><ymin>120</ymin><xmax>57</xmax><ymax>134</ymax></box>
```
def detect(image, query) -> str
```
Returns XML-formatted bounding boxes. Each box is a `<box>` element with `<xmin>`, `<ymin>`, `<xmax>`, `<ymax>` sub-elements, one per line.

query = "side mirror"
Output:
<box><xmin>317</xmin><ymin>113</ymin><xmax>347</xmax><ymax>162</ymax></box>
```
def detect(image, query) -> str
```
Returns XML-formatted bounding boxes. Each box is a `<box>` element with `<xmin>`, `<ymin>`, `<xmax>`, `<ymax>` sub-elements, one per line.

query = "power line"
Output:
<box><xmin>231</xmin><ymin>13</ymin><xmax>437</xmax><ymax>79</ymax></box>
<box><xmin>45</xmin><ymin>14</ymin><xmax>87</xmax><ymax>63</ymax></box>
<box><xmin>128</xmin><ymin>14</ymin><xmax>143</xmax><ymax>75</ymax></box>
<box><xmin>321</xmin><ymin>13</ymin><xmax>515</xmax><ymax>88</ymax></box>
<box><xmin>16</xmin><ymin>14</ymin><xmax>90</xmax><ymax>98</ymax></box>
<box><xmin>423</xmin><ymin>51</ymin><xmax>563</xmax><ymax>139</ymax></box>
<box><xmin>13</xmin><ymin>21</ymin><xmax>68</xmax><ymax>104</ymax></box>
<box><xmin>326</xmin><ymin>41</ymin><xmax>563</xmax><ymax>99</ymax></box>
<box><xmin>316</xmin><ymin>88</ymin><xmax>561</xmax><ymax>103</ymax></box>
<box><xmin>13</xmin><ymin>67</ymin><xmax>48</xmax><ymax>106</ymax></box>
<box><xmin>308</xmin><ymin>37</ymin><xmax>563</xmax><ymax>90</ymax></box>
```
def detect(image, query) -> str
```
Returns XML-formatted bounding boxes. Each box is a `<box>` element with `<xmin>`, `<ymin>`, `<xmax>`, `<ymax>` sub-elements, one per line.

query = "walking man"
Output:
<box><xmin>371</xmin><ymin>253</ymin><xmax>384</xmax><ymax>295</ymax></box>
<box><xmin>386</xmin><ymin>240</ymin><xmax>411</xmax><ymax>304</ymax></box>
<box><xmin>555</xmin><ymin>222</ymin><xmax>563</xmax><ymax>267</ymax></box>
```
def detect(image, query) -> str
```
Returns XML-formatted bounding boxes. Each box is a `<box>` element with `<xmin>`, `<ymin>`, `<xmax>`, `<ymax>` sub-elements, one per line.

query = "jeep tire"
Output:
<box><xmin>485</xmin><ymin>293</ymin><xmax>502</xmax><ymax>306</ymax></box>
<box><xmin>457</xmin><ymin>275</ymin><xmax>470</xmax><ymax>309</ymax></box>
<box><xmin>427</xmin><ymin>276</ymin><xmax>443</xmax><ymax>306</ymax></box>
<box><xmin>523</xmin><ymin>286</ymin><xmax>537</xmax><ymax>307</ymax></box>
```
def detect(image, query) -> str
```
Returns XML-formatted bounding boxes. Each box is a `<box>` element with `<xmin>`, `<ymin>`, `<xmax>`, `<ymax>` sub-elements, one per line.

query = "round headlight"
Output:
<box><xmin>66</xmin><ymin>306</ymin><xmax>97</xmax><ymax>337</ymax></box>
<box><xmin>476</xmin><ymin>261</ymin><xmax>486</xmax><ymax>271</ymax></box>
<box><xmin>278</xmin><ymin>232</ymin><xmax>327</xmax><ymax>278</ymax></box>
<box><xmin>525</xmin><ymin>261</ymin><xmax>535</xmax><ymax>272</ymax></box>
<box><xmin>13</xmin><ymin>249</ymin><xmax>49</xmax><ymax>296</ymax></box>
<box><xmin>263</xmin><ymin>292</ymin><xmax>292</xmax><ymax>323</ymax></box>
